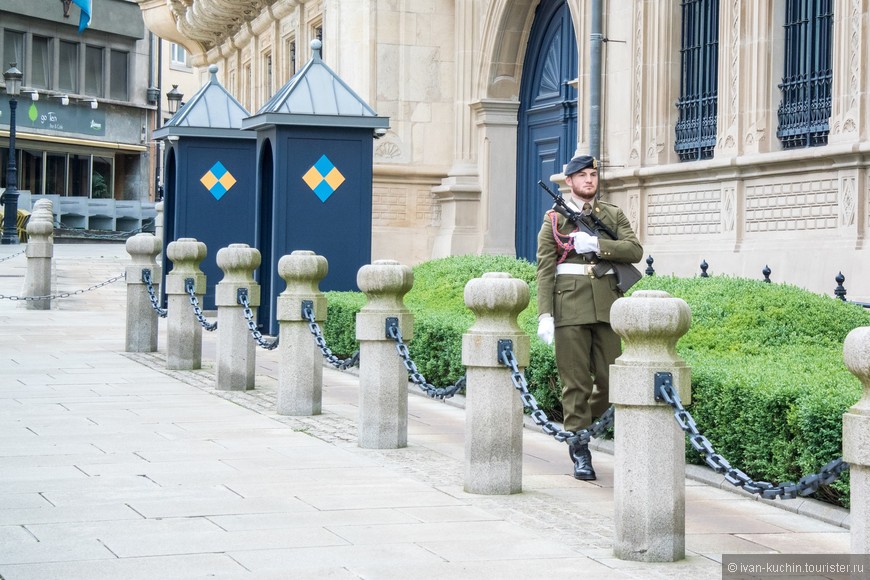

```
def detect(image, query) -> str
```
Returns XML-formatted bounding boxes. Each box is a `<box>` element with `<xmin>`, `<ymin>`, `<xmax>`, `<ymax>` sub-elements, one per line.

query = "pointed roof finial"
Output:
<box><xmin>243</xmin><ymin>35</ymin><xmax>389</xmax><ymax>131</ymax></box>
<box><xmin>155</xmin><ymin>62</ymin><xmax>251</xmax><ymax>134</ymax></box>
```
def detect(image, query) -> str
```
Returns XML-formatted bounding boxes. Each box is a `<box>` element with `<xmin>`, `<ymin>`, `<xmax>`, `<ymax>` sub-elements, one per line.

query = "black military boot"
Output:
<box><xmin>568</xmin><ymin>441</ymin><xmax>596</xmax><ymax>481</ymax></box>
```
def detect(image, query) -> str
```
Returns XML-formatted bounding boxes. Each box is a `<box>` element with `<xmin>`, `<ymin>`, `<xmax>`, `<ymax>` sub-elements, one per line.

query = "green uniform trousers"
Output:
<box><xmin>554</xmin><ymin>321</ymin><xmax>621</xmax><ymax>432</ymax></box>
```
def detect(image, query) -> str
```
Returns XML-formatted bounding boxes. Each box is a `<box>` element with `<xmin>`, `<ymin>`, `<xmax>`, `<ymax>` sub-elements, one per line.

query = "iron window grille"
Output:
<box><xmin>777</xmin><ymin>0</ymin><xmax>833</xmax><ymax>149</ymax></box>
<box><xmin>674</xmin><ymin>0</ymin><xmax>720</xmax><ymax>162</ymax></box>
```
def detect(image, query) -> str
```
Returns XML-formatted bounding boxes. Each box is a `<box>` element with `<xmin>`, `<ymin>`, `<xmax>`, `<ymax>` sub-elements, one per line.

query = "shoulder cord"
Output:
<box><xmin>549</xmin><ymin>212</ymin><xmax>577</xmax><ymax>264</ymax></box>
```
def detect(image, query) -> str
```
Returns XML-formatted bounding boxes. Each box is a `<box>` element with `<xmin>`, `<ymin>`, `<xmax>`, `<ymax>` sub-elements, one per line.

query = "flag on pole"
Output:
<box><xmin>71</xmin><ymin>0</ymin><xmax>91</xmax><ymax>34</ymax></box>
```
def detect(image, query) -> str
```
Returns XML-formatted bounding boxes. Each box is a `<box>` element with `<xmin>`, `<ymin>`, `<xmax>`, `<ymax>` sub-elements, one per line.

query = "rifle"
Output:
<box><xmin>537</xmin><ymin>180</ymin><xmax>642</xmax><ymax>293</ymax></box>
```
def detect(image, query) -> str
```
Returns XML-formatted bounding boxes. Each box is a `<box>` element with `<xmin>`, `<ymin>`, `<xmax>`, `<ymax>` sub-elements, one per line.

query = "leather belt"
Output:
<box><xmin>556</xmin><ymin>263</ymin><xmax>613</xmax><ymax>276</ymax></box>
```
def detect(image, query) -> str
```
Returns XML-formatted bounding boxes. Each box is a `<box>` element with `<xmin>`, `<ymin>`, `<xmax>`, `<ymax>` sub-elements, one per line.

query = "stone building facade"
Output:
<box><xmin>1</xmin><ymin>0</ymin><xmax>157</xmax><ymax>231</ymax></box>
<box><xmin>135</xmin><ymin>0</ymin><xmax>870</xmax><ymax>300</ymax></box>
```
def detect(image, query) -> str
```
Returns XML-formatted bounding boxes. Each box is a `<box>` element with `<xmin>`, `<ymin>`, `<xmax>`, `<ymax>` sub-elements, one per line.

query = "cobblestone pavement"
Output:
<box><xmin>127</xmin><ymin>352</ymin><xmax>619</xmax><ymax>554</ymax></box>
<box><xmin>0</xmin><ymin>243</ymin><xmax>852</xmax><ymax>579</ymax></box>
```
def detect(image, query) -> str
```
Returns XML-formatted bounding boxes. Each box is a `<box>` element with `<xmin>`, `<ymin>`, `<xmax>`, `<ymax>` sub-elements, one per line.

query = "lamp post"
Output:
<box><xmin>166</xmin><ymin>84</ymin><xmax>183</xmax><ymax>115</ymax></box>
<box><xmin>157</xmin><ymin>85</ymin><xmax>183</xmax><ymax>201</ymax></box>
<box><xmin>2</xmin><ymin>63</ymin><xmax>22</xmax><ymax>245</ymax></box>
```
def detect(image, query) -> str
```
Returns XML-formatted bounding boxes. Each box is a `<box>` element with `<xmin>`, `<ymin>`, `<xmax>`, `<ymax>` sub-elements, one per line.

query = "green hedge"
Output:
<box><xmin>323</xmin><ymin>255</ymin><xmax>564</xmax><ymax>416</ymax></box>
<box><xmin>630</xmin><ymin>275</ymin><xmax>867</xmax><ymax>506</ymax></box>
<box><xmin>322</xmin><ymin>257</ymin><xmax>868</xmax><ymax>507</ymax></box>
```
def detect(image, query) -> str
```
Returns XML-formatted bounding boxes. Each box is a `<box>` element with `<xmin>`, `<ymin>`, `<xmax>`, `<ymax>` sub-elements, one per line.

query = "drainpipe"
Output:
<box><xmin>157</xmin><ymin>39</ymin><xmax>163</xmax><ymax>125</ymax></box>
<box><xmin>155</xmin><ymin>39</ymin><xmax>163</xmax><ymax>200</ymax></box>
<box><xmin>148</xmin><ymin>32</ymin><xmax>154</xmax><ymax>92</ymax></box>
<box><xmin>589</xmin><ymin>0</ymin><xmax>603</xmax><ymax>162</ymax></box>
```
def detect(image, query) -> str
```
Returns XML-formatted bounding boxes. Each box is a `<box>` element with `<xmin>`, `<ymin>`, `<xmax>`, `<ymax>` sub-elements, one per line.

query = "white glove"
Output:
<box><xmin>570</xmin><ymin>231</ymin><xmax>599</xmax><ymax>254</ymax></box>
<box><xmin>537</xmin><ymin>315</ymin><xmax>554</xmax><ymax>345</ymax></box>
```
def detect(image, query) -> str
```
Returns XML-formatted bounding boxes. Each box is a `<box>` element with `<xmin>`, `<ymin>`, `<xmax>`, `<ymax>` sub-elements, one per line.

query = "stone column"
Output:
<box><xmin>462</xmin><ymin>272</ymin><xmax>530</xmax><ymax>495</ymax></box>
<box><xmin>625</xmin><ymin>0</ymin><xmax>682</xmax><ymax>168</ymax></box>
<box><xmin>23</xmin><ymin>200</ymin><xmax>54</xmax><ymax>310</ymax></box>
<box><xmin>215</xmin><ymin>243</ymin><xmax>261</xmax><ymax>391</ymax></box>
<box><xmin>829</xmin><ymin>0</ymin><xmax>869</xmax><ymax>145</ymax></box>
<box><xmin>276</xmin><ymin>250</ymin><xmax>328</xmax><ymax>415</ymax></box>
<box><xmin>609</xmin><ymin>290</ymin><xmax>692</xmax><ymax>562</ymax></box>
<box><xmin>430</xmin><ymin>0</ymin><xmax>483</xmax><ymax>260</ymax></box>
<box><xmin>471</xmin><ymin>100</ymin><xmax>520</xmax><ymax>256</ymax></box>
<box><xmin>165</xmin><ymin>238</ymin><xmax>207</xmax><ymax>370</ymax></box>
<box><xmin>843</xmin><ymin>327</ymin><xmax>870</xmax><ymax>554</ymax></box>
<box><xmin>356</xmin><ymin>260</ymin><xmax>413</xmax><ymax>449</ymax></box>
<box><xmin>125</xmin><ymin>233</ymin><xmax>162</xmax><ymax>352</ymax></box>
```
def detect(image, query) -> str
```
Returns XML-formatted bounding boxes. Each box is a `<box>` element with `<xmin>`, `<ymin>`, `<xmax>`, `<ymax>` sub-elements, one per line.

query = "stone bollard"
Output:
<box><xmin>23</xmin><ymin>200</ymin><xmax>54</xmax><ymax>310</ymax></box>
<box><xmin>154</xmin><ymin>201</ymin><xmax>164</xmax><ymax>266</ymax></box>
<box><xmin>609</xmin><ymin>290</ymin><xmax>692</xmax><ymax>562</ymax></box>
<box><xmin>843</xmin><ymin>327</ymin><xmax>870</xmax><ymax>554</ymax></box>
<box><xmin>31</xmin><ymin>197</ymin><xmax>53</xmax><ymax>218</ymax></box>
<box><xmin>165</xmin><ymin>238</ymin><xmax>207</xmax><ymax>370</ymax></box>
<box><xmin>215</xmin><ymin>243</ymin><xmax>261</xmax><ymax>391</ymax></box>
<box><xmin>155</xmin><ymin>201</ymin><xmax>163</xmax><ymax>242</ymax></box>
<box><xmin>276</xmin><ymin>250</ymin><xmax>328</xmax><ymax>415</ymax></box>
<box><xmin>125</xmin><ymin>233</ymin><xmax>162</xmax><ymax>352</ymax></box>
<box><xmin>462</xmin><ymin>272</ymin><xmax>530</xmax><ymax>495</ymax></box>
<box><xmin>356</xmin><ymin>260</ymin><xmax>414</xmax><ymax>449</ymax></box>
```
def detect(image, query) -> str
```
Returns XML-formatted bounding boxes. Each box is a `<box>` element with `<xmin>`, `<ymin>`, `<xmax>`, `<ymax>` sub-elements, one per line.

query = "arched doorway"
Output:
<box><xmin>256</xmin><ymin>138</ymin><xmax>274</xmax><ymax>334</ymax></box>
<box><xmin>159</xmin><ymin>145</ymin><xmax>177</xmax><ymax>307</ymax></box>
<box><xmin>515</xmin><ymin>0</ymin><xmax>578</xmax><ymax>262</ymax></box>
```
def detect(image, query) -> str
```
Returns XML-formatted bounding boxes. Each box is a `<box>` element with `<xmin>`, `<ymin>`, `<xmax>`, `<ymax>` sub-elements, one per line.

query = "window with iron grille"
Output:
<box><xmin>777</xmin><ymin>0</ymin><xmax>833</xmax><ymax>149</ymax></box>
<box><xmin>674</xmin><ymin>0</ymin><xmax>719</xmax><ymax>162</ymax></box>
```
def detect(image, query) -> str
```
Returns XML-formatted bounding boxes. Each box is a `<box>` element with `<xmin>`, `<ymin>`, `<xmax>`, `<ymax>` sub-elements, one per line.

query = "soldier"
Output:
<box><xmin>535</xmin><ymin>155</ymin><xmax>643</xmax><ymax>480</ymax></box>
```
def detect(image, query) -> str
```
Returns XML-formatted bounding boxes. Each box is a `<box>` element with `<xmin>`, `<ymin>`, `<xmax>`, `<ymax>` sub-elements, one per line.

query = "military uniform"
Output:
<box><xmin>535</xmin><ymin>199</ymin><xmax>643</xmax><ymax>432</ymax></box>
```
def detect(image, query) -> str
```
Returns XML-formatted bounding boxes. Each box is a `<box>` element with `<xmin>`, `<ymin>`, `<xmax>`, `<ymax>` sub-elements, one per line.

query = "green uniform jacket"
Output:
<box><xmin>536</xmin><ymin>200</ymin><xmax>643</xmax><ymax>326</ymax></box>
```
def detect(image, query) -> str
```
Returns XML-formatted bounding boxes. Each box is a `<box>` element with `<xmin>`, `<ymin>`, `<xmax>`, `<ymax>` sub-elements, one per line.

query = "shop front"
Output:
<box><xmin>0</xmin><ymin>94</ymin><xmax>153</xmax><ymax>231</ymax></box>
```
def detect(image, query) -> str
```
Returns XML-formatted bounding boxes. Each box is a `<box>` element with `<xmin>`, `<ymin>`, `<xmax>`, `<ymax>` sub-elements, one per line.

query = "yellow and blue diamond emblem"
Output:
<box><xmin>200</xmin><ymin>161</ymin><xmax>237</xmax><ymax>201</ymax></box>
<box><xmin>302</xmin><ymin>155</ymin><xmax>345</xmax><ymax>202</ymax></box>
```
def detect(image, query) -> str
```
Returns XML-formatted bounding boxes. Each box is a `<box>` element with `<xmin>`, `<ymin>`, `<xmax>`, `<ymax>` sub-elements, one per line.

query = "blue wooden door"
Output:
<box><xmin>516</xmin><ymin>0</ymin><xmax>578</xmax><ymax>262</ymax></box>
<box><xmin>256</xmin><ymin>126</ymin><xmax>373</xmax><ymax>335</ymax></box>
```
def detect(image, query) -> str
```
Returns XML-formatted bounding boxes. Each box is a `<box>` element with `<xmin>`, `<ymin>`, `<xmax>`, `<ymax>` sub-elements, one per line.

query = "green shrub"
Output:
<box><xmin>323</xmin><ymin>255</ymin><xmax>561</xmax><ymax>412</ymax></box>
<box><xmin>630</xmin><ymin>275</ymin><xmax>869</xmax><ymax>352</ymax></box>
<box><xmin>323</xmin><ymin>258</ymin><xmax>868</xmax><ymax>507</ymax></box>
<box><xmin>631</xmin><ymin>275</ymin><xmax>867</xmax><ymax>506</ymax></box>
<box><xmin>322</xmin><ymin>291</ymin><xmax>365</xmax><ymax>357</ymax></box>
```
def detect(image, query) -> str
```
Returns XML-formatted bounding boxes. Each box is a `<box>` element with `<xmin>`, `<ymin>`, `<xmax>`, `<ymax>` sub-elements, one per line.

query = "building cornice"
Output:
<box><xmin>136</xmin><ymin>0</ymin><xmax>283</xmax><ymax>58</ymax></box>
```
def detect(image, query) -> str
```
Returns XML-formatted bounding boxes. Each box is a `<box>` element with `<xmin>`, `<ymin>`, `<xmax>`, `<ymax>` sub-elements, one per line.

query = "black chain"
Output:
<box><xmin>141</xmin><ymin>268</ymin><xmax>167</xmax><ymax>318</ymax></box>
<box><xmin>301</xmin><ymin>302</ymin><xmax>359</xmax><ymax>369</ymax></box>
<box><xmin>385</xmin><ymin>317</ymin><xmax>465</xmax><ymax>399</ymax></box>
<box><xmin>0</xmin><ymin>249</ymin><xmax>26</xmax><ymax>263</ymax></box>
<box><xmin>499</xmin><ymin>340</ymin><xmax>614</xmax><ymax>445</ymax></box>
<box><xmin>0</xmin><ymin>272</ymin><xmax>126</xmax><ymax>301</ymax></box>
<box><xmin>237</xmin><ymin>288</ymin><xmax>279</xmax><ymax>350</ymax></box>
<box><xmin>654</xmin><ymin>372</ymin><xmax>849</xmax><ymax>500</ymax></box>
<box><xmin>54</xmin><ymin>218</ymin><xmax>155</xmax><ymax>241</ymax></box>
<box><xmin>184</xmin><ymin>278</ymin><xmax>217</xmax><ymax>331</ymax></box>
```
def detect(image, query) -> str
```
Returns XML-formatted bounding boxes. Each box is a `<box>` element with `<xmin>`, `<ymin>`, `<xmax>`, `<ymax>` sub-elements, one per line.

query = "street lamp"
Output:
<box><xmin>2</xmin><ymin>63</ymin><xmax>22</xmax><ymax>245</ymax></box>
<box><xmin>166</xmin><ymin>84</ymin><xmax>183</xmax><ymax>115</ymax></box>
<box><xmin>155</xmin><ymin>85</ymin><xmax>184</xmax><ymax>202</ymax></box>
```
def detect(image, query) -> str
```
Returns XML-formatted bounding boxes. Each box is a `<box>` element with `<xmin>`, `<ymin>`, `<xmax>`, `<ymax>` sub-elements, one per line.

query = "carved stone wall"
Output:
<box><xmin>372</xmin><ymin>183</ymin><xmax>439</xmax><ymax>229</ymax></box>
<box><xmin>605</xmin><ymin>1</ymin><xmax>870</xmax><ymax>300</ymax></box>
<box><xmin>829</xmin><ymin>0</ymin><xmax>867</xmax><ymax>144</ymax></box>
<box><xmin>135</xmin><ymin>0</ymin><xmax>870</xmax><ymax>298</ymax></box>
<box><xmin>371</xmin><ymin>170</ymin><xmax>442</xmax><ymax>263</ymax></box>
<box><xmin>744</xmin><ymin>179</ymin><xmax>839</xmax><ymax>233</ymax></box>
<box><xmin>646</xmin><ymin>190</ymin><xmax>722</xmax><ymax>237</ymax></box>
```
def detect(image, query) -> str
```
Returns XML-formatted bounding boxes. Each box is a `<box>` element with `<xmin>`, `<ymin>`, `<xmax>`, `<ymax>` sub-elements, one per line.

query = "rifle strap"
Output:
<box><xmin>549</xmin><ymin>211</ymin><xmax>577</xmax><ymax>264</ymax></box>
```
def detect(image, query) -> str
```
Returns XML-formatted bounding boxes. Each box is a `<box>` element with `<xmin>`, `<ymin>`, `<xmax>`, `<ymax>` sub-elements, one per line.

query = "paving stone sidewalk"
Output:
<box><xmin>0</xmin><ymin>243</ymin><xmax>851</xmax><ymax>579</ymax></box>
